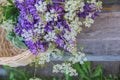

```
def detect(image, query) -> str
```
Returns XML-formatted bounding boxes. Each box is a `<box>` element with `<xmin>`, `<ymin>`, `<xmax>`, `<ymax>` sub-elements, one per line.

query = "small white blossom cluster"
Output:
<box><xmin>29</xmin><ymin>78</ymin><xmax>42</xmax><ymax>80</ymax></box>
<box><xmin>62</xmin><ymin>0</ymin><xmax>102</xmax><ymax>52</ymax></box>
<box><xmin>39</xmin><ymin>49</ymin><xmax>63</xmax><ymax>64</ymax></box>
<box><xmin>18</xmin><ymin>0</ymin><xmax>24</xmax><ymax>3</ymax></box>
<box><xmin>87</xmin><ymin>0</ymin><xmax>102</xmax><ymax>9</ymax></box>
<box><xmin>50</xmin><ymin>49</ymin><xmax>63</xmax><ymax>59</ymax></box>
<box><xmin>21</xmin><ymin>29</ymin><xmax>33</xmax><ymax>41</ymax></box>
<box><xmin>34</xmin><ymin>22</ymin><xmax>45</xmax><ymax>34</ymax></box>
<box><xmin>53</xmin><ymin>63</ymin><xmax>78</xmax><ymax>76</ymax></box>
<box><xmin>65</xmin><ymin>0</ymin><xmax>88</xmax><ymax>28</ymax></box>
<box><xmin>35</xmin><ymin>1</ymin><xmax>58</xmax><ymax>22</ymax></box>
<box><xmin>63</xmin><ymin>1</ymin><xmax>84</xmax><ymax>52</ymax></box>
<box><xmin>64</xmin><ymin>0</ymin><xmax>101</xmax><ymax>36</ymax></box>
<box><xmin>22</xmin><ymin>21</ymin><xmax>57</xmax><ymax>42</ymax></box>
<box><xmin>22</xmin><ymin>22</ymin><xmax>45</xmax><ymax>41</ymax></box>
<box><xmin>35</xmin><ymin>1</ymin><xmax>47</xmax><ymax>13</ymax></box>
<box><xmin>69</xmin><ymin>52</ymin><xmax>87</xmax><ymax>64</ymax></box>
<box><xmin>83</xmin><ymin>15</ymin><xmax>94</xmax><ymax>27</ymax></box>
<box><xmin>52</xmin><ymin>51</ymin><xmax>87</xmax><ymax>76</ymax></box>
<box><xmin>63</xmin><ymin>17</ymin><xmax>82</xmax><ymax>41</ymax></box>
<box><xmin>65</xmin><ymin>0</ymin><xmax>84</xmax><ymax>12</ymax></box>
<box><xmin>45</xmin><ymin>9</ymin><xmax>58</xmax><ymax>22</ymax></box>
<box><xmin>39</xmin><ymin>52</ymin><xmax>51</xmax><ymax>64</ymax></box>
<box><xmin>44</xmin><ymin>31</ymin><xmax>57</xmax><ymax>41</ymax></box>
<box><xmin>34</xmin><ymin>1</ymin><xmax>58</xmax><ymax>42</ymax></box>
<box><xmin>25</xmin><ymin>14</ymin><xmax>34</xmax><ymax>23</ymax></box>
<box><xmin>1</xmin><ymin>20</ymin><xmax>14</xmax><ymax>31</ymax></box>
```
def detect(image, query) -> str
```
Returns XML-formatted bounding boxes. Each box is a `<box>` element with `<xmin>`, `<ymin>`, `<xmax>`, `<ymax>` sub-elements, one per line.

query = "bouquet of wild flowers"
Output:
<box><xmin>13</xmin><ymin>0</ymin><xmax>102</xmax><ymax>54</ymax></box>
<box><xmin>0</xmin><ymin>0</ymin><xmax>102</xmax><ymax>78</ymax></box>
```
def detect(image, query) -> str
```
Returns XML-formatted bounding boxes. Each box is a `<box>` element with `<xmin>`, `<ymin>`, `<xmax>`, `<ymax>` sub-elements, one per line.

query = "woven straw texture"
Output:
<box><xmin>0</xmin><ymin>27</ymin><xmax>36</xmax><ymax>67</ymax></box>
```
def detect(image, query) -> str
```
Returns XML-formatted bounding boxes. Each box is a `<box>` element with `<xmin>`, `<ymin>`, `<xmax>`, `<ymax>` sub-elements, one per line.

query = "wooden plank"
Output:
<box><xmin>51</xmin><ymin>54</ymin><xmax>120</xmax><ymax>61</ymax></box>
<box><xmin>87</xmin><ymin>55</ymin><xmax>120</xmax><ymax>61</ymax></box>
<box><xmin>102</xmin><ymin>6</ymin><xmax>120</xmax><ymax>11</ymax></box>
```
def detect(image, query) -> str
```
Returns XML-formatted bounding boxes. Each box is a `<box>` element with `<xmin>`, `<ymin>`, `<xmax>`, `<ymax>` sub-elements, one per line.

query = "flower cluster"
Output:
<box><xmin>14</xmin><ymin>0</ymin><xmax>102</xmax><ymax>55</ymax></box>
<box><xmin>39</xmin><ymin>48</ymin><xmax>63</xmax><ymax>64</ymax></box>
<box><xmin>69</xmin><ymin>52</ymin><xmax>87</xmax><ymax>64</ymax></box>
<box><xmin>29</xmin><ymin>78</ymin><xmax>42</xmax><ymax>80</ymax></box>
<box><xmin>52</xmin><ymin>51</ymin><xmax>87</xmax><ymax>76</ymax></box>
<box><xmin>1</xmin><ymin>20</ymin><xmax>14</xmax><ymax>31</ymax></box>
<box><xmin>53</xmin><ymin>63</ymin><xmax>78</xmax><ymax>76</ymax></box>
<box><xmin>0</xmin><ymin>0</ymin><xmax>102</xmax><ymax>77</ymax></box>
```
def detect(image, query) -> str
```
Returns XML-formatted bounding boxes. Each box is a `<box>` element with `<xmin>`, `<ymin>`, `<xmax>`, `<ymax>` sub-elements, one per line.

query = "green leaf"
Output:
<box><xmin>6</xmin><ymin>31</ymin><xmax>16</xmax><ymax>41</ymax></box>
<box><xmin>12</xmin><ymin>37</ymin><xmax>27</xmax><ymax>48</ymax></box>
<box><xmin>73</xmin><ymin>64</ymin><xmax>81</xmax><ymax>74</ymax></box>
<box><xmin>85</xmin><ymin>62</ymin><xmax>91</xmax><ymax>73</ymax></box>
<box><xmin>3</xmin><ymin>65</ymin><xmax>11</xmax><ymax>70</ymax></box>
<box><xmin>81</xmin><ymin>63</ymin><xmax>89</xmax><ymax>74</ymax></box>
<box><xmin>6</xmin><ymin>34</ymin><xmax>14</xmax><ymax>41</ymax></box>
<box><xmin>6</xmin><ymin>31</ymin><xmax>27</xmax><ymax>49</ymax></box>
<box><xmin>7</xmin><ymin>0</ymin><xmax>14</xmax><ymax>5</ymax></box>
<box><xmin>52</xmin><ymin>77</ymin><xmax>57</xmax><ymax>80</ymax></box>
<box><xmin>65</xmin><ymin>73</ymin><xmax>72</xmax><ymax>80</ymax></box>
<box><xmin>16</xmin><ymin>36</ymin><xmax>24</xmax><ymax>41</ymax></box>
<box><xmin>92</xmin><ymin>65</ymin><xmax>103</xmax><ymax>78</ymax></box>
<box><xmin>2</xmin><ymin>5</ymin><xmax>19</xmax><ymax>22</ymax></box>
<box><xmin>73</xmin><ymin>63</ymin><xmax>89</xmax><ymax>80</ymax></box>
<box><xmin>10</xmin><ymin>72</ymin><xmax>15</xmax><ymax>80</ymax></box>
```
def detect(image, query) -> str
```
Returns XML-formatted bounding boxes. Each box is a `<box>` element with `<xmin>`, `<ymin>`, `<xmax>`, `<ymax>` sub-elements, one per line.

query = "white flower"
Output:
<box><xmin>87</xmin><ymin>0</ymin><xmax>96</xmax><ymax>4</ymax></box>
<box><xmin>21</xmin><ymin>29</ymin><xmax>33</xmax><ymax>41</ymax></box>
<box><xmin>34</xmin><ymin>22</ymin><xmax>45</xmax><ymax>34</ymax></box>
<box><xmin>51</xmin><ymin>49</ymin><xmax>63</xmax><ymax>59</ymax></box>
<box><xmin>38</xmin><ymin>49</ymin><xmax>63</xmax><ymax>65</ymax></box>
<box><xmin>39</xmin><ymin>48</ymin><xmax>63</xmax><ymax>65</ymax></box>
<box><xmin>69</xmin><ymin>52</ymin><xmax>87</xmax><ymax>64</ymax></box>
<box><xmin>25</xmin><ymin>14</ymin><xmax>33</xmax><ymax>22</ymax></box>
<box><xmin>39</xmin><ymin>52</ymin><xmax>51</xmax><ymax>64</ymax></box>
<box><xmin>29</xmin><ymin>78</ymin><xmax>42</xmax><ymax>80</ymax></box>
<box><xmin>79</xmin><ymin>2</ymin><xmax>85</xmax><ymax>12</ymax></box>
<box><xmin>64</xmin><ymin>12</ymin><xmax>76</xmax><ymax>21</ymax></box>
<box><xmin>1</xmin><ymin>20</ymin><xmax>14</xmax><ymax>31</ymax></box>
<box><xmin>87</xmin><ymin>0</ymin><xmax>102</xmax><ymax>10</ymax></box>
<box><xmin>45</xmin><ymin>11</ymin><xmax>58</xmax><ymax>22</ymax></box>
<box><xmin>45</xmin><ymin>12</ymin><xmax>53</xmax><ymax>21</ymax></box>
<box><xmin>66</xmin><ymin>44</ymin><xmax>77</xmax><ymax>54</ymax></box>
<box><xmin>44</xmin><ymin>31</ymin><xmax>57</xmax><ymax>41</ymax></box>
<box><xmin>53</xmin><ymin>63</ymin><xmax>78</xmax><ymax>76</ymax></box>
<box><xmin>19</xmin><ymin>0</ymin><xmax>24</xmax><ymax>3</ymax></box>
<box><xmin>83</xmin><ymin>16</ymin><xmax>94</xmax><ymax>27</ymax></box>
<box><xmin>64</xmin><ymin>17</ymin><xmax>82</xmax><ymax>41</ymax></box>
<box><xmin>65</xmin><ymin>0</ymin><xmax>81</xmax><ymax>12</ymax></box>
<box><xmin>50</xmin><ymin>9</ymin><xmax>55</xmax><ymax>14</ymax></box>
<box><xmin>35</xmin><ymin>1</ymin><xmax>47</xmax><ymax>13</ymax></box>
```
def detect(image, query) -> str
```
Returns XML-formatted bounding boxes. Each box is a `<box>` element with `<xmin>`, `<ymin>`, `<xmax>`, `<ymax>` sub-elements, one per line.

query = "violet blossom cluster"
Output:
<box><xmin>14</xmin><ymin>0</ymin><xmax>102</xmax><ymax>54</ymax></box>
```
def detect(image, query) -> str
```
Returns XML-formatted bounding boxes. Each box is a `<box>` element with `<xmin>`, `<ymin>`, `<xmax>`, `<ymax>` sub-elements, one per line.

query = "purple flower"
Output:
<box><xmin>78</xmin><ymin>3</ymin><xmax>91</xmax><ymax>18</ymax></box>
<box><xmin>13</xmin><ymin>0</ymin><xmax>101</xmax><ymax>55</ymax></box>
<box><xmin>25</xmin><ymin>40</ymin><xmax>38</xmax><ymax>54</ymax></box>
<box><xmin>78</xmin><ymin>3</ymin><xmax>100</xmax><ymax>19</ymax></box>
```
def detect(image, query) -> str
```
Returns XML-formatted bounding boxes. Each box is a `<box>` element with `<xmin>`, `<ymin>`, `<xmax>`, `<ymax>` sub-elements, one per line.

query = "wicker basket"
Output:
<box><xmin>0</xmin><ymin>27</ymin><xmax>38</xmax><ymax>67</ymax></box>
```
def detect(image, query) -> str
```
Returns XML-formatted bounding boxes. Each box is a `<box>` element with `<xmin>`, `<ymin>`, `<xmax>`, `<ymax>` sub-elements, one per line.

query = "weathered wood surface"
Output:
<box><xmin>77</xmin><ymin>12</ymin><xmax>120</xmax><ymax>56</ymax></box>
<box><xmin>87</xmin><ymin>55</ymin><xmax>120</xmax><ymax>61</ymax></box>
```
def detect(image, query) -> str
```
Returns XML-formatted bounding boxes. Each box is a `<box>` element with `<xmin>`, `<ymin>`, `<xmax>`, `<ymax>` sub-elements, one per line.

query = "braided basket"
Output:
<box><xmin>0</xmin><ymin>26</ymin><xmax>37</xmax><ymax>67</ymax></box>
<box><xmin>0</xmin><ymin>1</ymin><xmax>40</xmax><ymax>67</ymax></box>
